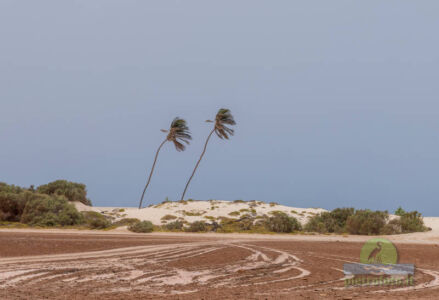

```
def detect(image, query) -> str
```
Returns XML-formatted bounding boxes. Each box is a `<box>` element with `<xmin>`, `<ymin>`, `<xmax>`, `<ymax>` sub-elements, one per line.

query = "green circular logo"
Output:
<box><xmin>360</xmin><ymin>238</ymin><xmax>398</xmax><ymax>264</ymax></box>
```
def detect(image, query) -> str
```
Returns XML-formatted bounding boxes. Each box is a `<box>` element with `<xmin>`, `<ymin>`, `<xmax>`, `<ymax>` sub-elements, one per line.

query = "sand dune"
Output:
<box><xmin>74</xmin><ymin>199</ymin><xmax>328</xmax><ymax>226</ymax></box>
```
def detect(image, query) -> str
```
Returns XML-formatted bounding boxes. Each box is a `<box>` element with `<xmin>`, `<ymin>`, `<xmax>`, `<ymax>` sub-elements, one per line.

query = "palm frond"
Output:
<box><xmin>214</xmin><ymin>108</ymin><xmax>236</xmax><ymax>139</ymax></box>
<box><xmin>172</xmin><ymin>140</ymin><xmax>186</xmax><ymax>152</ymax></box>
<box><xmin>167</xmin><ymin>117</ymin><xmax>192</xmax><ymax>151</ymax></box>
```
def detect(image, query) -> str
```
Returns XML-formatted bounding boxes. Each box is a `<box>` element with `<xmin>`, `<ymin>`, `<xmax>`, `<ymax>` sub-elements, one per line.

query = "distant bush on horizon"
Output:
<box><xmin>1</xmin><ymin>180</ymin><xmax>93</xmax><ymax>227</ymax></box>
<box><xmin>305</xmin><ymin>208</ymin><xmax>354</xmax><ymax>234</ymax></box>
<box><xmin>37</xmin><ymin>180</ymin><xmax>91</xmax><ymax>206</ymax></box>
<box><xmin>305</xmin><ymin>207</ymin><xmax>429</xmax><ymax>235</ymax></box>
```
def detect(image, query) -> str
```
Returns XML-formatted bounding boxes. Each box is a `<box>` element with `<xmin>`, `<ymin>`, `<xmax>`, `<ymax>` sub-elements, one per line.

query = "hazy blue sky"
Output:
<box><xmin>1</xmin><ymin>1</ymin><xmax>438</xmax><ymax>215</ymax></box>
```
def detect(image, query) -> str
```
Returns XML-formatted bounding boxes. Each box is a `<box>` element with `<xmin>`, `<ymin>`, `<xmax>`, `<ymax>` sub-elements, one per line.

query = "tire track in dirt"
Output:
<box><xmin>1</xmin><ymin>238</ymin><xmax>439</xmax><ymax>299</ymax></box>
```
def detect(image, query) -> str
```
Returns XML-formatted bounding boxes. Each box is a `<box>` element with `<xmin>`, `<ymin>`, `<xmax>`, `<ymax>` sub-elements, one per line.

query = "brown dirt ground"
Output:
<box><xmin>0</xmin><ymin>231</ymin><xmax>438</xmax><ymax>300</ymax></box>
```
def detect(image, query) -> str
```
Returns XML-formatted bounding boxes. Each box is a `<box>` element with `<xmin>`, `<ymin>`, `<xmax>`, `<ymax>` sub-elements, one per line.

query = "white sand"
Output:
<box><xmin>74</xmin><ymin>200</ymin><xmax>328</xmax><ymax>226</ymax></box>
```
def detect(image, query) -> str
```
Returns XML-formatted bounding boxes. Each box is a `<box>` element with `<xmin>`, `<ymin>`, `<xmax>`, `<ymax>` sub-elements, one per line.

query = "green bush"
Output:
<box><xmin>394</xmin><ymin>206</ymin><xmax>406</xmax><ymax>216</ymax></box>
<box><xmin>346</xmin><ymin>210</ymin><xmax>388</xmax><ymax>235</ymax></box>
<box><xmin>233</xmin><ymin>200</ymin><xmax>246</xmax><ymax>203</ymax></box>
<box><xmin>217</xmin><ymin>216</ymin><xmax>256</xmax><ymax>232</ymax></box>
<box><xmin>265</xmin><ymin>212</ymin><xmax>301</xmax><ymax>233</ymax></box>
<box><xmin>398</xmin><ymin>211</ymin><xmax>428</xmax><ymax>233</ymax></box>
<box><xmin>161</xmin><ymin>214</ymin><xmax>177</xmax><ymax>221</ymax></box>
<box><xmin>128</xmin><ymin>220</ymin><xmax>154</xmax><ymax>233</ymax></box>
<box><xmin>20</xmin><ymin>194</ymin><xmax>83</xmax><ymax>227</ymax></box>
<box><xmin>37</xmin><ymin>180</ymin><xmax>91</xmax><ymax>205</ymax></box>
<box><xmin>112</xmin><ymin>218</ymin><xmax>140</xmax><ymax>227</ymax></box>
<box><xmin>164</xmin><ymin>220</ymin><xmax>184</xmax><ymax>231</ymax></box>
<box><xmin>186</xmin><ymin>221</ymin><xmax>208</xmax><ymax>232</ymax></box>
<box><xmin>0</xmin><ymin>190</ymin><xmax>31</xmax><ymax>222</ymax></box>
<box><xmin>81</xmin><ymin>211</ymin><xmax>111</xmax><ymax>229</ymax></box>
<box><xmin>305</xmin><ymin>208</ymin><xmax>354</xmax><ymax>233</ymax></box>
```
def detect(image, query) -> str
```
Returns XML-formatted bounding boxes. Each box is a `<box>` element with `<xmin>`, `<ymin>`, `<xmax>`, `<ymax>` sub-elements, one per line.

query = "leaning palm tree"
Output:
<box><xmin>138</xmin><ymin>117</ymin><xmax>191</xmax><ymax>209</ymax></box>
<box><xmin>180</xmin><ymin>108</ymin><xmax>236</xmax><ymax>201</ymax></box>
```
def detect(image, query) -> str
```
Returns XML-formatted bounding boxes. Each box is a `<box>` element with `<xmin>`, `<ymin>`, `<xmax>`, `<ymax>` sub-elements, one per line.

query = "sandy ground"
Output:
<box><xmin>1</xmin><ymin>229</ymin><xmax>439</xmax><ymax>299</ymax></box>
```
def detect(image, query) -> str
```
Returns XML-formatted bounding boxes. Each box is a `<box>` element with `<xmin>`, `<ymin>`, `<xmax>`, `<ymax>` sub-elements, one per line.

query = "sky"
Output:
<box><xmin>1</xmin><ymin>1</ymin><xmax>438</xmax><ymax>215</ymax></box>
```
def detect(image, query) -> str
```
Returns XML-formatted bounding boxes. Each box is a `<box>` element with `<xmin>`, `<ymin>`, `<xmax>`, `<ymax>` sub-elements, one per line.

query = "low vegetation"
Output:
<box><xmin>0</xmin><ymin>183</ymin><xmax>429</xmax><ymax>236</ymax></box>
<box><xmin>1</xmin><ymin>181</ymin><xmax>103</xmax><ymax>229</ymax></box>
<box><xmin>161</xmin><ymin>214</ymin><xmax>177</xmax><ymax>221</ymax></box>
<box><xmin>305</xmin><ymin>207</ymin><xmax>429</xmax><ymax>235</ymax></box>
<box><xmin>164</xmin><ymin>220</ymin><xmax>184</xmax><ymax>231</ymax></box>
<box><xmin>228</xmin><ymin>211</ymin><xmax>240</xmax><ymax>216</ymax></box>
<box><xmin>36</xmin><ymin>180</ymin><xmax>91</xmax><ymax>205</ymax></box>
<box><xmin>185</xmin><ymin>221</ymin><xmax>209</xmax><ymax>232</ymax></box>
<box><xmin>112</xmin><ymin>218</ymin><xmax>141</xmax><ymax>227</ymax></box>
<box><xmin>81</xmin><ymin>211</ymin><xmax>111</xmax><ymax>229</ymax></box>
<box><xmin>21</xmin><ymin>195</ymin><xmax>83</xmax><ymax>227</ymax></box>
<box><xmin>264</xmin><ymin>212</ymin><xmax>302</xmax><ymax>233</ymax></box>
<box><xmin>128</xmin><ymin>220</ymin><xmax>154</xmax><ymax>233</ymax></box>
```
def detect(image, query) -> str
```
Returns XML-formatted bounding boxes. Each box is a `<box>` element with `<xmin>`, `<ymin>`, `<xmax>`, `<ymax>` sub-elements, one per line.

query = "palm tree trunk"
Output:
<box><xmin>180</xmin><ymin>128</ymin><xmax>215</xmax><ymax>201</ymax></box>
<box><xmin>139</xmin><ymin>139</ymin><xmax>167</xmax><ymax>209</ymax></box>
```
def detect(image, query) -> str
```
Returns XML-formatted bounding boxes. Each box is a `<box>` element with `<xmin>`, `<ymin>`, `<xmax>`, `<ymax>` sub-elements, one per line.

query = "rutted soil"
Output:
<box><xmin>1</xmin><ymin>232</ymin><xmax>438</xmax><ymax>299</ymax></box>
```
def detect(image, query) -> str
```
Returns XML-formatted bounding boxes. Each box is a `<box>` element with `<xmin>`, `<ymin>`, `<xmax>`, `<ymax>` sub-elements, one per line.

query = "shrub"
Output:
<box><xmin>304</xmin><ymin>208</ymin><xmax>354</xmax><ymax>234</ymax></box>
<box><xmin>82</xmin><ymin>211</ymin><xmax>111</xmax><ymax>229</ymax></box>
<box><xmin>129</xmin><ymin>220</ymin><xmax>154</xmax><ymax>233</ymax></box>
<box><xmin>0</xmin><ymin>190</ymin><xmax>32</xmax><ymax>222</ymax></box>
<box><xmin>346</xmin><ymin>210</ymin><xmax>388</xmax><ymax>235</ymax></box>
<box><xmin>161</xmin><ymin>214</ymin><xmax>177</xmax><ymax>221</ymax></box>
<box><xmin>112</xmin><ymin>218</ymin><xmax>140</xmax><ymax>227</ymax></box>
<box><xmin>37</xmin><ymin>180</ymin><xmax>91</xmax><ymax>205</ymax></box>
<box><xmin>186</xmin><ymin>221</ymin><xmax>208</xmax><ymax>232</ymax></box>
<box><xmin>269</xmin><ymin>202</ymin><xmax>278</xmax><ymax>207</ymax></box>
<box><xmin>265</xmin><ymin>212</ymin><xmax>301</xmax><ymax>233</ymax></box>
<box><xmin>228</xmin><ymin>211</ymin><xmax>240</xmax><ymax>216</ymax></box>
<box><xmin>21</xmin><ymin>194</ymin><xmax>83</xmax><ymax>227</ymax></box>
<box><xmin>164</xmin><ymin>220</ymin><xmax>184</xmax><ymax>231</ymax></box>
<box><xmin>233</xmin><ymin>200</ymin><xmax>246</xmax><ymax>203</ymax></box>
<box><xmin>181</xmin><ymin>210</ymin><xmax>204</xmax><ymax>216</ymax></box>
<box><xmin>394</xmin><ymin>206</ymin><xmax>406</xmax><ymax>216</ymax></box>
<box><xmin>217</xmin><ymin>216</ymin><xmax>255</xmax><ymax>232</ymax></box>
<box><xmin>398</xmin><ymin>211</ymin><xmax>428</xmax><ymax>233</ymax></box>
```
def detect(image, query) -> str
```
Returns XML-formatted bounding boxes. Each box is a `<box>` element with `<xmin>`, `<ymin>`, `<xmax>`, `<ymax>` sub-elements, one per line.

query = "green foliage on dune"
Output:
<box><xmin>128</xmin><ymin>220</ymin><xmax>154</xmax><ymax>233</ymax></box>
<box><xmin>37</xmin><ymin>180</ymin><xmax>91</xmax><ymax>206</ymax></box>
<box><xmin>20</xmin><ymin>194</ymin><xmax>83</xmax><ymax>227</ymax></box>
<box><xmin>0</xmin><ymin>180</ymin><xmax>95</xmax><ymax>228</ymax></box>
<box><xmin>81</xmin><ymin>211</ymin><xmax>112</xmax><ymax>229</ymax></box>
<box><xmin>305</xmin><ymin>207</ymin><xmax>429</xmax><ymax>235</ymax></box>
<box><xmin>304</xmin><ymin>208</ymin><xmax>354</xmax><ymax>234</ymax></box>
<box><xmin>0</xmin><ymin>184</ymin><xmax>32</xmax><ymax>222</ymax></box>
<box><xmin>264</xmin><ymin>212</ymin><xmax>302</xmax><ymax>233</ymax></box>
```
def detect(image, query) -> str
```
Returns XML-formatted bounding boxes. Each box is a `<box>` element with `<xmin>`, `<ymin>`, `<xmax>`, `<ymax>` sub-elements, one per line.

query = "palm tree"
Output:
<box><xmin>180</xmin><ymin>108</ymin><xmax>236</xmax><ymax>201</ymax></box>
<box><xmin>139</xmin><ymin>117</ymin><xmax>191</xmax><ymax>209</ymax></box>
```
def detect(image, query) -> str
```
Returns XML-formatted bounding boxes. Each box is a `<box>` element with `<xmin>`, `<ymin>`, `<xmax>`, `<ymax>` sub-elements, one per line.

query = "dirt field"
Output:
<box><xmin>1</xmin><ymin>231</ymin><xmax>439</xmax><ymax>299</ymax></box>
